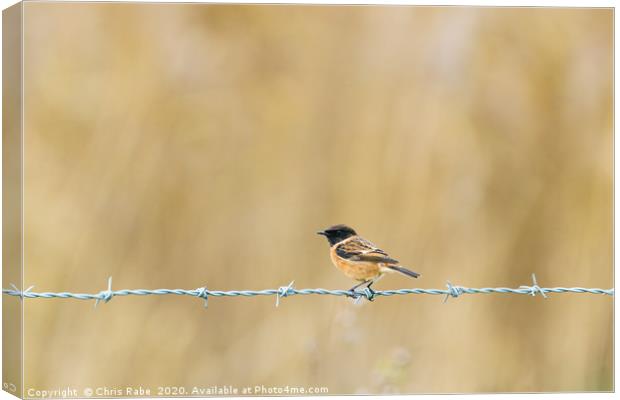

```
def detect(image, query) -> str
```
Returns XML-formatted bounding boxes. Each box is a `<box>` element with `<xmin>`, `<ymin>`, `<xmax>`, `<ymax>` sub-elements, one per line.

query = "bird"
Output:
<box><xmin>317</xmin><ymin>224</ymin><xmax>420</xmax><ymax>295</ymax></box>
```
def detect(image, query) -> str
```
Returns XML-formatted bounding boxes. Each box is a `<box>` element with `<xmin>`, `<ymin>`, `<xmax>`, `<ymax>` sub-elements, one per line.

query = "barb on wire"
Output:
<box><xmin>2</xmin><ymin>275</ymin><xmax>614</xmax><ymax>308</ymax></box>
<box><xmin>195</xmin><ymin>286</ymin><xmax>209</xmax><ymax>308</ymax></box>
<box><xmin>9</xmin><ymin>283</ymin><xmax>34</xmax><ymax>300</ymax></box>
<box><xmin>362</xmin><ymin>287</ymin><xmax>376</xmax><ymax>302</ymax></box>
<box><xmin>94</xmin><ymin>277</ymin><xmax>114</xmax><ymax>307</ymax></box>
<box><xmin>443</xmin><ymin>281</ymin><xmax>463</xmax><ymax>303</ymax></box>
<box><xmin>276</xmin><ymin>281</ymin><xmax>295</xmax><ymax>307</ymax></box>
<box><xmin>520</xmin><ymin>273</ymin><xmax>548</xmax><ymax>298</ymax></box>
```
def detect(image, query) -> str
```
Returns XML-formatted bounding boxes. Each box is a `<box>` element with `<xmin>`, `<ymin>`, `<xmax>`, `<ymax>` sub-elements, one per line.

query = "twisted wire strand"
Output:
<box><xmin>2</xmin><ymin>274</ymin><xmax>613</xmax><ymax>306</ymax></box>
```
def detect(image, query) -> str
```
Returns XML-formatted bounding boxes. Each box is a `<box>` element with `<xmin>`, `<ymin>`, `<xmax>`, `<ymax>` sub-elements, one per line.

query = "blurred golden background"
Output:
<box><xmin>18</xmin><ymin>3</ymin><xmax>612</xmax><ymax>394</ymax></box>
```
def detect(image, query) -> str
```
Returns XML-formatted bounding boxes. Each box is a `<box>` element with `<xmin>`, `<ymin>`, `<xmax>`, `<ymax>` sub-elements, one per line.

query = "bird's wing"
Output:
<box><xmin>336</xmin><ymin>237</ymin><xmax>399</xmax><ymax>264</ymax></box>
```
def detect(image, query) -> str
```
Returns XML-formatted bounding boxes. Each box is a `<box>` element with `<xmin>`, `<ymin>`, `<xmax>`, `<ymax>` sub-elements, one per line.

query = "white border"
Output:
<box><xmin>0</xmin><ymin>2</ymin><xmax>615</xmax><ymax>400</ymax></box>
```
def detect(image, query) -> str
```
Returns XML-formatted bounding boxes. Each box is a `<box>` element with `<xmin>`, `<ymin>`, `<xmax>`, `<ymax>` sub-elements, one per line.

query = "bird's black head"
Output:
<box><xmin>317</xmin><ymin>224</ymin><xmax>357</xmax><ymax>246</ymax></box>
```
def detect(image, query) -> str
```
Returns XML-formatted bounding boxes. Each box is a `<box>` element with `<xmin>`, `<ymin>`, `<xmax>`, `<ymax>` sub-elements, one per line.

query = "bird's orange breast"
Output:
<box><xmin>329</xmin><ymin>246</ymin><xmax>382</xmax><ymax>281</ymax></box>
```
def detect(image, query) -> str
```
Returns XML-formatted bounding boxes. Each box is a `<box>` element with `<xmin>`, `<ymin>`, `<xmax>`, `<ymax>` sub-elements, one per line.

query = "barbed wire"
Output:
<box><xmin>2</xmin><ymin>274</ymin><xmax>613</xmax><ymax>307</ymax></box>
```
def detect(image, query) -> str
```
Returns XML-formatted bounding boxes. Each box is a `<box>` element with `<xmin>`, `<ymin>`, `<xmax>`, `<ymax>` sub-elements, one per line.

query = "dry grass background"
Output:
<box><xmin>17</xmin><ymin>3</ymin><xmax>612</xmax><ymax>394</ymax></box>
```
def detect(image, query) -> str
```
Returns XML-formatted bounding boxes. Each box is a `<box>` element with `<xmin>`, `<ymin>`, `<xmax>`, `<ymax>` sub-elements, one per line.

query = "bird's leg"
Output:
<box><xmin>363</xmin><ymin>280</ymin><xmax>377</xmax><ymax>301</ymax></box>
<box><xmin>366</xmin><ymin>273</ymin><xmax>384</xmax><ymax>290</ymax></box>
<box><xmin>362</xmin><ymin>273</ymin><xmax>385</xmax><ymax>301</ymax></box>
<box><xmin>347</xmin><ymin>280</ymin><xmax>369</xmax><ymax>298</ymax></box>
<box><xmin>349</xmin><ymin>280</ymin><xmax>369</xmax><ymax>292</ymax></box>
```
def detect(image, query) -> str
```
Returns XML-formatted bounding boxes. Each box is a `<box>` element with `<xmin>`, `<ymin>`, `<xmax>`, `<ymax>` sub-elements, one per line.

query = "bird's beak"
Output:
<box><xmin>316</xmin><ymin>231</ymin><xmax>327</xmax><ymax>236</ymax></box>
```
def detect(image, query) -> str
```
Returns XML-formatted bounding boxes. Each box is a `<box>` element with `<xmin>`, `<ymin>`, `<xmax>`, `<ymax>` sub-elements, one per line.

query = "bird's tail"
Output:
<box><xmin>388</xmin><ymin>266</ymin><xmax>420</xmax><ymax>278</ymax></box>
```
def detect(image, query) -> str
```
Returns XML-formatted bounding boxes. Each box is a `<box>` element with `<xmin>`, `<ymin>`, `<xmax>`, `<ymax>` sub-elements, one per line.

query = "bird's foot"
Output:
<box><xmin>346</xmin><ymin>287</ymin><xmax>376</xmax><ymax>301</ymax></box>
<box><xmin>362</xmin><ymin>286</ymin><xmax>377</xmax><ymax>301</ymax></box>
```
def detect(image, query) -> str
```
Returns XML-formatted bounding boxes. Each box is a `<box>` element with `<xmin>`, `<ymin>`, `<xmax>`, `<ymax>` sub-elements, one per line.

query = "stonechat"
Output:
<box><xmin>317</xmin><ymin>224</ymin><xmax>420</xmax><ymax>294</ymax></box>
